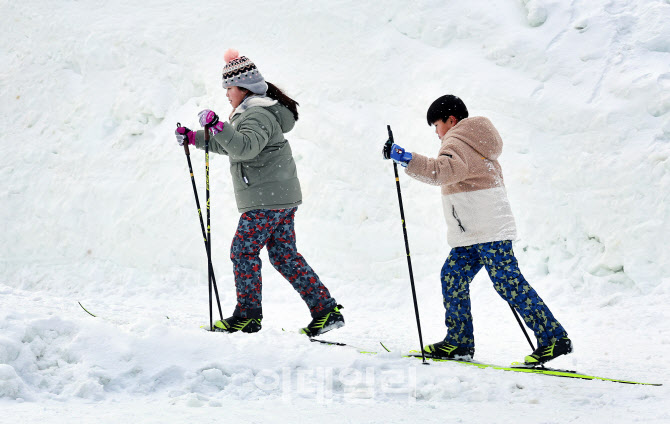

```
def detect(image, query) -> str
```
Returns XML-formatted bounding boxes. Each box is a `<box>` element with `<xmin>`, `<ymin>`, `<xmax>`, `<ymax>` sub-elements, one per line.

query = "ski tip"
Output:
<box><xmin>77</xmin><ymin>301</ymin><xmax>97</xmax><ymax>317</ymax></box>
<box><xmin>379</xmin><ymin>341</ymin><xmax>391</xmax><ymax>352</ymax></box>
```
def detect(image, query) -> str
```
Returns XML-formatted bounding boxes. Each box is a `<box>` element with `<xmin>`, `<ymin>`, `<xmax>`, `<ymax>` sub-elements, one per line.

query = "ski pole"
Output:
<box><xmin>204</xmin><ymin>124</ymin><xmax>214</xmax><ymax>331</ymax></box>
<box><xmin>386</xmin><ymin>125</ymin><xmax>428</xmax><ymax>364</ymax></box>
<box><xmin>508</xmin><ymin>304</ymin><xmax>535</xmax><ymax>351</ymax></box>
<box><xmin>177</xmin><ymin>123</ymin><xmax>223</xmax><ymax>328</ymax></box>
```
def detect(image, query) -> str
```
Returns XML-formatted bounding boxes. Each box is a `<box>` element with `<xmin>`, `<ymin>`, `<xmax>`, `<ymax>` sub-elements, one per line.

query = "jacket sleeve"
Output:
<box><xmin>405</xmin><ymin>143</ymin><xmax>469</xmax><ymax>186</ymax></box>
<box><xmin>194</xmin><ymin>110</ymin><xmax>274</xmax><ymax>160</ymax></box>
<box><xmin>194</xmin><ymin>130</ymin><xmax>229</xmax><ymax>156</ymax></box>
<box><xmin>209</xmin><ymin>112</ymin><xmax>272</xmax><ymax>161</ymax></box>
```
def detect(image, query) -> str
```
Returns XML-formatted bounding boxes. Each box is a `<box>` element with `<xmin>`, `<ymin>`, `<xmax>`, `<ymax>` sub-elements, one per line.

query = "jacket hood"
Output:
<box><xmin>264</xmin><ymin>102</ymin><xmax>296</xmax><ymax>133</ymax></box>
<box><xmin>442</xmin><ymin>116</ymin><xmax>502</xmax><ymax>160</ymax></box>
<box><xmin>233</xmin><ymin>95</ymin><xmax>295</xmax><ymax>133</ymax></box>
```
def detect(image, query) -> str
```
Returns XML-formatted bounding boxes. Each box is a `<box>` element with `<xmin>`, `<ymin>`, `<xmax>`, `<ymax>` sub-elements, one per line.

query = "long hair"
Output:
<box><xmin>266</xmin><ymin>82</ymin><xmax>299</xmax><ymax>121</ymax></box>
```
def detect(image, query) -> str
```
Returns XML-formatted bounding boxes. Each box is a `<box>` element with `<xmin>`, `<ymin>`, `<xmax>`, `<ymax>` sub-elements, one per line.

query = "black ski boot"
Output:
<box><xmin>300</xmin><ymin>304</ymin><xmax>345</xmax><ymax>337</ymax></box>
<box><xmin>213</xmin><ymin>316</ymin><xmax>262</xmax><ymax>333</ymax></box>
<box><xmin>524</xmin><ymin>337</ymin><xmax>573</xmax><ymax>365</ymax></box>
<box><xmin>423</xmin><ymin>340</ymin><xmax>475</xmax><ymax>360</ymax></box>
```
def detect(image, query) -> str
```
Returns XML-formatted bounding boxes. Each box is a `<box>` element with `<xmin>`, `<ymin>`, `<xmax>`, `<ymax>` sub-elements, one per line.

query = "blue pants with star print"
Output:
<box><xmin>441</xmin><ymin>240</ymin><xmax>568</xmax><ymax>348</ymax></box>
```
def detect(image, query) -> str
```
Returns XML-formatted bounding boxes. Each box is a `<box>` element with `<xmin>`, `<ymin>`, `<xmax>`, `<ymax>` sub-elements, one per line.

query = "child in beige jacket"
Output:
<box><xmin>383</xmin><ymin>95</ymin><xmax>572</xmax><ymax>365</ymax></box>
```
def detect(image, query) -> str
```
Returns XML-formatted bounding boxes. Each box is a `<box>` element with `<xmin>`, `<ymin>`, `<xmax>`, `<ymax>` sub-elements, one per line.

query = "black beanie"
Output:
<box><xmin>426</xmin><ymin>95</ymin><xmax>469</xmax><ymax>125</ymax></box>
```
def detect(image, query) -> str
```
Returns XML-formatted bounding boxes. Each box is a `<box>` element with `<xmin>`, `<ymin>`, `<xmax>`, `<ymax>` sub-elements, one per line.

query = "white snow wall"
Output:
<box><xmin>1</xmin><ymin>0</ymin><xmax>669</xmax><ymax>301</ymax></box>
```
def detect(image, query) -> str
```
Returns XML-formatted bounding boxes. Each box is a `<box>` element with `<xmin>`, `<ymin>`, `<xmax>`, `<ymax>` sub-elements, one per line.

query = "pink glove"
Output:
<box><xmin>175</xmin><ymin>125</ymin><xmax>195</xmax><ymax>146</ymax></box>
<box><xmin>198</xmin><ymin>109</ymin><xmax>225</xmax><ymax>135</ymax></box>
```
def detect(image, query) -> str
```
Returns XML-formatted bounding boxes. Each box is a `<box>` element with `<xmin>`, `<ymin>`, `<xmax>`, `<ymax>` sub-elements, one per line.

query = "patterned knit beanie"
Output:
<box><xmin>221</xmin><ymin>49</ymin><xmax>268</xmax><ymax>95</ymax></box>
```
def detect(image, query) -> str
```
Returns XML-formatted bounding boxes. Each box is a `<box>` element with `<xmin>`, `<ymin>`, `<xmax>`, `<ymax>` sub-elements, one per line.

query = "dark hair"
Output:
<box><xmin>426</xmin><ymin>95</ymin><xmax>468</xmax><ymax>126</ymax></box>
<box><xmin>266</xmin><ymin>82</ymin><xmax>299</xmax><ymax>121</ymax></box>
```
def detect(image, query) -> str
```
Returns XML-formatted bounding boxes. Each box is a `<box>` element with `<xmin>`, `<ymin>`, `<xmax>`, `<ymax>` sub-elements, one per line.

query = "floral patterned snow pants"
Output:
<box><xmin>441</xmin><ymin>240</ymin><xmax>568</xmax><ymax>348</ymax></box>
<box><xmin>230</xmin><ymin>207</ymin><xmax>336</xmax><ymax>319</ymax></box>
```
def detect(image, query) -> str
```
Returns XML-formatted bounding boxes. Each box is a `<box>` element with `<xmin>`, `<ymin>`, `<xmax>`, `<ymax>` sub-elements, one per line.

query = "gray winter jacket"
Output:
<box><xmin>194</xmin><ymin>96</ymin><xmax>302</xmax><ymax>213</ymax></box>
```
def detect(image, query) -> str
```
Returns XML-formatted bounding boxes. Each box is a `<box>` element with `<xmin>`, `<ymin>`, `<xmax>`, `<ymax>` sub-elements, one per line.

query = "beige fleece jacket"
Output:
<box><xmin>405</xmin><ymin>116</ymin><xmax>517</xmax><ymax>247</ymax></box>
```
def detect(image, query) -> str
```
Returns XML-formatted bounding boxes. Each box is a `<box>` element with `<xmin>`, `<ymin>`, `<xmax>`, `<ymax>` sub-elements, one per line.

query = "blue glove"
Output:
<box><xmin>389</xmin><ymin>144</ymin><xmax>412</xmax><ymax>167</ymax></box>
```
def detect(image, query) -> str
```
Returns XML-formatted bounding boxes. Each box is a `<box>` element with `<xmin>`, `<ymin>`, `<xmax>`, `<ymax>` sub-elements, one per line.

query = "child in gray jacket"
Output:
<box><xmin>175</xmin><ymin>49</ymin><xmax>343</xmax><ymax>337</ymax></box>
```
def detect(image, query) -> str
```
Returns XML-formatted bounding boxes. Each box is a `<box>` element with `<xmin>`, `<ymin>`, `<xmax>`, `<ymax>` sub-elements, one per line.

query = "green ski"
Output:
<box><xmin>404</xmin><ymin>350</ymin><xmax>661</xmax><ymax>386</ymax></box>
<box><xmin>78</xmin><ymin>301</ymin><xmax>97</xmax><ymax>317</ymax></box>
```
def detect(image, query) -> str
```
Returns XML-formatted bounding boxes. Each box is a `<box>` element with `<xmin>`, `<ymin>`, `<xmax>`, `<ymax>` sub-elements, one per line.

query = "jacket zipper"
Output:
<box><xmin>452</xmin><ymin>205</ymin><xmax>466</xmax><ymax>232</ymax></box>
<box><xmin>237</xmin><ymin>164</ymin><xmax>249</xmax><ymax>186</ymax></box>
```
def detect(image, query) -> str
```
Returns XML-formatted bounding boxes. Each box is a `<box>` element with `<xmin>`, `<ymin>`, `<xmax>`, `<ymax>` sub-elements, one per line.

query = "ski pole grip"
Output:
<box><xmin>177</xmin><ymin>123</ymin><xmax>191</xmax><ymax>156</ymax></box>
<box><xmin>204</xmin><ymin>124</ymin><xmax>211</xmax><ymax>143</ymax></box>
<box><xmin>383</xmin><ymin>125</ymin><xmax>394</xmax><ymax>160</ymax></box>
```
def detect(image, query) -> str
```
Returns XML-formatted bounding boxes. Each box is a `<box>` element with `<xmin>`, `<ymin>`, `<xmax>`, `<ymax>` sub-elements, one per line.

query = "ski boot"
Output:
<box><xmin>300</xmin><ymin>304</ymin><xmax>345</xmax><ymax>337</ymax></box>
<box><xmin>423</xmin><ymin>340</ymin><xmax>475</xmax><ymax>361</ymax></box>
<box><xmin>213</xmin><ymin>316</ymin><xmax>262</xmax><ymax>333</ymax></box>
<box><xmin>524</xmin><ymin>337</ymin><xmax>573</xmax><ymax>365</ymax></box>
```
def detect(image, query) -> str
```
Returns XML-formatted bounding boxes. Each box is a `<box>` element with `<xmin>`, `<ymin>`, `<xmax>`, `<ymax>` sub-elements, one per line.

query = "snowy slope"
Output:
<box><xmin>1</xmin><ymin>0</ymin><xmax>669</xmax><ymax>422</ymax></box>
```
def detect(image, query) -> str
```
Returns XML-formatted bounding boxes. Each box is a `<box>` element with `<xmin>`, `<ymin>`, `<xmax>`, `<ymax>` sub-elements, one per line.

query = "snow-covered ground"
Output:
<box><xmin>2</xmin><ymin>0</ymin><xmax>669</xmax><ymax>422</ymax></box>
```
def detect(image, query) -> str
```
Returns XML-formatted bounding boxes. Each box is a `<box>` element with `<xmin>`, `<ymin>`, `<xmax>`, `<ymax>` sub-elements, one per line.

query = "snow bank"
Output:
<box><xmin>2</xmin><ymin>0</ymin><xmax>666</xmax><ymax>296</ymax></box>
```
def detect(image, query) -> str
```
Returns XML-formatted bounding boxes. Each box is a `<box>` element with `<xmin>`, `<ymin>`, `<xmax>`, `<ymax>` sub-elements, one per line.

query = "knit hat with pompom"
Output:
<box><xmin>221</xmin><ymin>49</ymin><xmax>268</xmax><ymax>95</ymax></box>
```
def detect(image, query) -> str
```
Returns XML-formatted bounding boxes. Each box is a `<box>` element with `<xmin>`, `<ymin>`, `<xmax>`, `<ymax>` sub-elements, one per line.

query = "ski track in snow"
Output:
<box><xmin>1</xmin><ymin>0</ymin><xmax>669</xmax><ymax>422</ymax></box>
